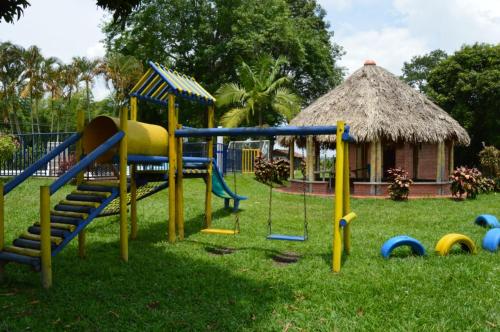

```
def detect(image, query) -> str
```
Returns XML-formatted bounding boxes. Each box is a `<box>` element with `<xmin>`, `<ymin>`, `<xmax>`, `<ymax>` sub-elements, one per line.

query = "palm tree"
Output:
<box><xmin>60</xmin><ymin>63</ymin><xmax>79</xmax><ymax>132</ymax></box>
<box><xmin>216</xmin><ymin>55</ymin><xmax>300</xmax><ymax>128</ymax></box>
<box><xmin>42</xmin><ymin>57</ymin><xmax>63</xmax><ymax>132</ymax></box>
<box><xmin>73</xmin><ymin>56</ymin><xmax>100</xmax><ymax>121</ymax></box>
<box><xmin>20</xmin><ymin>45</ymin><xmax>44</xmax><ymax>133</ymax></box>
<box><xmin>0</xmin><ymin>42</ymin><xmax>25</xmax><ymax>135</ymax></box>
<box><xmin>96</xmin><ymin>53</ymin><xmax>143</xmax><ymax>114</ymax></box>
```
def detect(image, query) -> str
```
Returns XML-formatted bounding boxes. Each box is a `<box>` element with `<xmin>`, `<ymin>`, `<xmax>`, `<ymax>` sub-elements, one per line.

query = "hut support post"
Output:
<box><xmin>289</xmin><ymin>139</ymin><xmax>295</xmax><ymax>179</ymax></box>
<box><xmin>436</xmin><ymin>142</ymin><xmax>445</xmax><ymax>182</ymax></box>
<box><xmin>306</xmin><ymin>136</ymin><xmax>315</xmax><ymax>182</ymax></box>
<box><xmin>449</xmin><ymin>142</ymin><xmax>454</xmax><ymax>175</ymax></box>
<box><xmin>375</xmin><ymin>140</ymin><xmax>382</xmax><ymax>182</ymax></box>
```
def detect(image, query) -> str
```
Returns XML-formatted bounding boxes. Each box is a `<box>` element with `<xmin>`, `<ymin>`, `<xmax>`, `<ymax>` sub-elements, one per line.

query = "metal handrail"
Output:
<box><xmin>4</xmin><ymin>132</ymin><xmax>81</xmax><ymax>195</ymax></box>
<box><xmin>49</xmin><ymin>131</ymin><xmax>124</xmax><ymax>195</ymax></box>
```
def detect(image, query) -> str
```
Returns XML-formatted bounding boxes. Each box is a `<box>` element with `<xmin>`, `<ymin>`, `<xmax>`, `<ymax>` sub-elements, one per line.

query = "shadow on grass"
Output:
<box><xmin>0</xmin><ymin>216</ymin><xmax>291</xmax><ymax>331</ymax></box>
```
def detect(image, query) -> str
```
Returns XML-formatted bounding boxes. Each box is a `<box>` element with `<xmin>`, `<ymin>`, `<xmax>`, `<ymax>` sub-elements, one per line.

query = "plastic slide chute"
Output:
<box><xmin>482</xmin><ymin>228</ymin><xmax>500</xmax><ymax>252</ymax></box>
<box><xmin>380</xmin><ymin>235</ymin><xmax>426</xmax><ymax>258</ymax></box>
<box><xmin>474</xmin><ymin>214</ymin><xmax>500</xmax><ymax>228</ymax></box>
<box><xmin>435</xmin><ymin>233</ymin><xmax>477</xmax><ymax>256</ymax></box>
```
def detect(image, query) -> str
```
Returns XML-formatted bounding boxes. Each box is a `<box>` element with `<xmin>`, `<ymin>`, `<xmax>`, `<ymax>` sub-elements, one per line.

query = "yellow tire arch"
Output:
<box><xmin>435</xmin><ymin>233</ymin><xmax>477</xmax><ymax>256</ymax></box>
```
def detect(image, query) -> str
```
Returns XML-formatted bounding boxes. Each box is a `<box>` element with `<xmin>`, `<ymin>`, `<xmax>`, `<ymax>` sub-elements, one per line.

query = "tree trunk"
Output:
<box><xmin>30</xmin><ymin>93</ymin><xmax>35</xmax><ymax>134</ymax></box>
<box><xmin>34</xmin><ymin>98</ymin><xmax>41</xmax><ymax>133</ymax></box>
<box><xmin>50</xmin><ymin>95</ymin><xmax>55</xmax><ymax>133</ymax></box>
<box><xmin>86</xmin><ymin>81</ymin><xmax>91</xmax><ymax>122</ymax></box>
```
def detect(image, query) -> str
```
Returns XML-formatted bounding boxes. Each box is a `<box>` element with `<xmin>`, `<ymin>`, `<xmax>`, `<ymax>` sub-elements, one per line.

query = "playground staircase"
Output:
<box><xmin>0</xmin><ymin>184</ymin><xmax>118</xmax><ymax>270</ymax></box>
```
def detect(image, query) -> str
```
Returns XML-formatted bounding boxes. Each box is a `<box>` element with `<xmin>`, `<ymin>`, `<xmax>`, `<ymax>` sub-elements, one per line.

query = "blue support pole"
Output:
<box><xmin>175</xmin><ymin>126</ymin><xmax>350</xmax><ymax>138</ymax></box>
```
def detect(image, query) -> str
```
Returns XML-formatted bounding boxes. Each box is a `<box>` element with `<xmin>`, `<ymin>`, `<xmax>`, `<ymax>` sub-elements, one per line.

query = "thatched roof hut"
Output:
<box><xmin>283</xmin><ymin>61</ymin><xmax>470</xmax><ymax>197</ymax></box>
<box><xmin>281</xmin><ymin>61</ymin><xmax>470</xmax><ymax>146</ymax></box>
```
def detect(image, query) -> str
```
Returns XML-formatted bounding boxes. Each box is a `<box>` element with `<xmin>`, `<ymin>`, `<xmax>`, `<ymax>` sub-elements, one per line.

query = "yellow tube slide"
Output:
<box><xmin>83</xmin><ymin>116</ymin><xmax>168</xmax><ymax>163</ymax></box>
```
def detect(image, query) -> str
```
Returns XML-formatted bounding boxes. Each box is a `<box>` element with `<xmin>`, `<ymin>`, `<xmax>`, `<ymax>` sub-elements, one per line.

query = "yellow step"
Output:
<box><xmin>60</xmin><ymin>200</ymin><xmax>100</xmax><ymax>208</ymax></box>
<box><xmin>34</xmin><ymin>222</ymin><xmax>76</xmax><ymax>232</ymax></box>
<box><xmin>4</xmin><ymin>245</ymin><xmax>41</xmax><ymax>257</ymax></box>
<box><xmin>201</xmin><ymin>228</ymin><xmax>239</xmax><ymax>235</ymax></box>
<box><xmin>72</xmin><ymin>190</ymin><xmax>111</xmax><ymax>198</ymax></box>
<box><xmin>51</xmin><ymin>210</ymin><xmax>88</xmax><ymax>219</ymax></box>
<box><xmin>21</xmin><ymin>233</ymin><xmax>63</xmax><ymax>245</ymax></box>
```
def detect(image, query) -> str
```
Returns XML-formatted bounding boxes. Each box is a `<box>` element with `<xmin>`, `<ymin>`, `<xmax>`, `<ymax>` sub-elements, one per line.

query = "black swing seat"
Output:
<box><xmin>267</xmin><ymin>234</ymin><xmax>306</xmax><ymax>242</ymax></box>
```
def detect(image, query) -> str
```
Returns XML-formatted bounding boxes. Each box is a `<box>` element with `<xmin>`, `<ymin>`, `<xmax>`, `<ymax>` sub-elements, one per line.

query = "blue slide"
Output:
<box><xmin>211</xmin><ymin>162</ymin><xmax>247</xmax><ymax>211</ymax></box>
<box><xmin>381</xmin><ymin>235</ymin><xmax>426</xmax><ymax>258</ymax></box>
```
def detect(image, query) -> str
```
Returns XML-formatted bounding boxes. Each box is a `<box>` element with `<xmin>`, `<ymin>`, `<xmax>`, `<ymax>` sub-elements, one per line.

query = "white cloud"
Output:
<box><xmin>393</xmin><ymin>0</ymin><xmax>500</xmax><ymax>50</ymax></box>
<box><xmin>338</xmin><ymin>27</ymin><xmax>427</xmax><ymax>75</ymax></box>
<box><xmin>86</xmin><ymin>43</ymin><xmax>105</xmax><ymax>59</ymax></box>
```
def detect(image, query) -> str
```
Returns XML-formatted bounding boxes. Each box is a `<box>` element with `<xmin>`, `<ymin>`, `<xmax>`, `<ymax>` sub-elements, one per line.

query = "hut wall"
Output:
<box><xmin>417</xmin><ymin>144</ymin><xmax>438</xmax><ymax>180</ymax></box>
<box><xmin>395</xmin><ymin>143</ymin><xmax>414</xmax><ymax>177</ymax></box>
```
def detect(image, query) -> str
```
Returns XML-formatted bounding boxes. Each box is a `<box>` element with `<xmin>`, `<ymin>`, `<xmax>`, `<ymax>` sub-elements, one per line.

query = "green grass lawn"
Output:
<box><xmin>0</xmin><ymin>176</ymin><xmax>499</xmax><ymax>331</ymax></box>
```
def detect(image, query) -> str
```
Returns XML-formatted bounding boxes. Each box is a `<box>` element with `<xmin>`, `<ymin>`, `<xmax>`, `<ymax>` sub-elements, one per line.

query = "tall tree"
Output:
<box><xmin>427</xmin><ymin>43</ymin><xmax>500</xmax><ymax>165</ymax></box>
<box><xmin>0</xmin><ymin>41</ymin><xmax>24</xmax><ymax>134</ymax></box>
<box><xmin>401</xmin><ymin>49</ymin><xmax>448</xmax><ymax>93</ymax></box>
<box><xmin>60</xmin><ymin>63</ymin><xmax>79</xmax><ymax>132</ymax></box>
<box><xmin>96</xmin><ymin>53</ymin><xmax>143</xmax><ymax>114</ymax></box>
<box><xmin>20</xmin><ymin>45</ymin><xmax>44</xmax><ymax>133</ymax></box>
<box><xmin>216</xmin><ymin>55</ymin><xmax>300</xmax><ymax>128</ymax></box>
<box><xmin>103</xmin><ymin>0</ymin><xmax>343</xmax><ymax>125</ymax></box>
<box><xmin>73</xmin><ymin>56</ymin><xmax>101</xmax><ymax>121</ymax></box>
<box><xmin>42</xmin><ymin>57</ymin><xmax>63</xmax><ymax>132</ymax></box>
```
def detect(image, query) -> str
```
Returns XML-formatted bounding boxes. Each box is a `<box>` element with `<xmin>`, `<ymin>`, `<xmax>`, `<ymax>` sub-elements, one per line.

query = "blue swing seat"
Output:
<box><xmin>267</xmin><ymin>234</ymin><xmax>306</xmax><ymax>242</ymax></box>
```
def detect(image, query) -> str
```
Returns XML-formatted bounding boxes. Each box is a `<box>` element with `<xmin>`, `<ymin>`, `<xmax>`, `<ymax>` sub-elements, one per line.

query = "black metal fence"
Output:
<box><xmin>0</xmin><ymin>134</ymin><xmax>243</xmax><ymax>179</ymax></box>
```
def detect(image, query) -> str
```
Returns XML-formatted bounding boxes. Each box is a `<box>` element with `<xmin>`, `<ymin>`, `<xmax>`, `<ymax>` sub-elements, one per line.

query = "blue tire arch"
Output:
<box><xmin>482</xmin><ymin>228</ymin><xmax>500</xmax><ymax>252</ymax></box>
<box><xmin>474</xmin><ymin>214</ymin><xmax>500</xmax><ymax>228</ymax></box>
<box><xmin>381</xmin><ymin>235</ymin><xmax>426</xmax><ymax>258</ymax></box>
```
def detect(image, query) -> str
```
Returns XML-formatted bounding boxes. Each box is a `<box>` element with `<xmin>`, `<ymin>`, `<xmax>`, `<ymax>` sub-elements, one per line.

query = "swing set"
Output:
<box><xmin>175</xmin><ymin>123</ymin><xmax>357</xmax><ymax>272</ymax></box>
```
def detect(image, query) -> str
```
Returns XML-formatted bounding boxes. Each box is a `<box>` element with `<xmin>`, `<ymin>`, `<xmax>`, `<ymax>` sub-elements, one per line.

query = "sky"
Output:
<box><xmin>1</xmin><ymin>0</ymin><xmax>499</xmax><ymax>99</ymax></box>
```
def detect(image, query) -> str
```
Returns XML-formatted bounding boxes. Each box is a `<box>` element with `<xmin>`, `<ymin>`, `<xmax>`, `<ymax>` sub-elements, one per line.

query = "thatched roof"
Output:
<box><xmin>281</xmin><ymin>62</ymin><xmax>470</xmax><ymax>146</ymax></box>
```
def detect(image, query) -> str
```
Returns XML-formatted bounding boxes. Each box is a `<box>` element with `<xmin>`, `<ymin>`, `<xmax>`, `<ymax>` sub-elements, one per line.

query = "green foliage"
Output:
<box><xmin>427</xmin><ymin>43</ymin><xmax>500</xmax><ymax>165</ymax></box>
<box><xmin>0</xmin><ymin>132</ymin><xmax>19</xmax><ymax>164</ymax></box>
<box><xmin>401</xmin><ymin>49</ymin><xmax>447</xmax><ymax>93</ymax></box>
<box><xmin>217</xmin><ymin>55</ymin><xmax>300</xmax><ymax>128</ymax></box>
<box><xmin>387</xmin><ymin>168</ymin><xmax>413</xmax><ymax>201</ymax></box>
<box><xmin>0</xmin><ymin>0</ymin><xmax>29</xmax><ymax>24</ymax></box>
<box><xmin>103</xmin><ymin>0</ymin><xmax>343</xmax><ymax>125</ymax></box>
<box><xmin>96</xmin><ymin>52</ymin><xmax>143</xmax><ymax>114</ymax></box>
<box><xmin>477</xmin><ymin>177</ymin><xmax>496</xmax><ymax>194</ymax></box>
<box><xmin>0</xmin><ymin>0</ymin><xmax>139</xmax><ymax>25</ymax></box>
<box><xmin>450</xmin><ymin>166</ymin><xmax>482</xmax><ymax>200</ymax></box>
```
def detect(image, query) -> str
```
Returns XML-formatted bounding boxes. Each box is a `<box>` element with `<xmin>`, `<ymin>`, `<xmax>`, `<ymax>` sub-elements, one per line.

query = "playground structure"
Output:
<box><xmin>0</xmin><ymin>62</ymin><xmax>356</xmax><ymax>288</ymax></box>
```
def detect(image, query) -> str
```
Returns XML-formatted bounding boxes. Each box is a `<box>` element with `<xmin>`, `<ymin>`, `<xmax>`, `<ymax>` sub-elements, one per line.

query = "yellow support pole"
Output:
<box><xmin>176</xmin><ymin>124</ymin><xmax>184</xmax><ymax>240</ymax></box>
<box><xmin>289</xmin><ymin>139</ymin><xmax>295</xmax><ymax>179</ymax></box>
<box><xmin>130</xmin><ymin>96</ymin><xmax>138</xmax><ymax>121</ymax></box>
<box><xmin>76</xmin><ymin>107</ymin><xmax>85</xmax><ymax>257</ymax></box>
<box><xmin>333</xmin><ymin>121</ymin><xmax>345</xmax><ymax>273</ymax></box>
<box><xmin>167</xmin><ymin>94</ymin><xmax>177</xmax><ymax>243</ymax></box>
<box><xmin>129</xmin><ymin>97</ymin><xmax>138</xmax><ymax>240</ymax></box>
<box><xmin>40</xmin><ymin>186</ymin><xmax>52</xmax><ymax>288</ymax></box>
<box><xmin>342</xmin><ymin>141</ymin><xmax>351</xmax><ymax>255</ymax></box>
<box><xmin>119</xmin><ymin>107</ymin><xmax>129</xmax><ymax>261</ymax></box>
<box><xmin>205</xmin><ymin>105</ymin><xmax>214</xmax><ymax>228</ymax></box>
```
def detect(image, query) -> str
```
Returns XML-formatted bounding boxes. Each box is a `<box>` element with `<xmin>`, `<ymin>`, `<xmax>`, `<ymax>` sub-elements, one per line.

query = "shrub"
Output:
<box><xmin>387</xmin><ymin>168</ymin><xmax>413</xmax><ymax>201</ymax></box>
<box><xmin>254</xmin><ymin>157</ymin><xmax>290</xmax><ymax>185</ymax></box>
<box><xmin>478</xmin><ymin>145</ymin><xmax>500</xmax><ymax>178</ymax></box>
<box><xmin>477</xmin><ymin>177</ymin><xmax>496</xmax><ymax>194</ymax></box>
<box><xmin>0</xmin><ymin>133</ymin><xmax>19</xmax><ymax>165</ymax></box>
<box><xmin>449</xmin><ymin>166</ymin><xmax>482</xmax><ymax>199</ymax></box>
<box><xmin>57</xmin><ymin>153</ymin><xmax>77</xmax><ymax>176</ymax></box>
